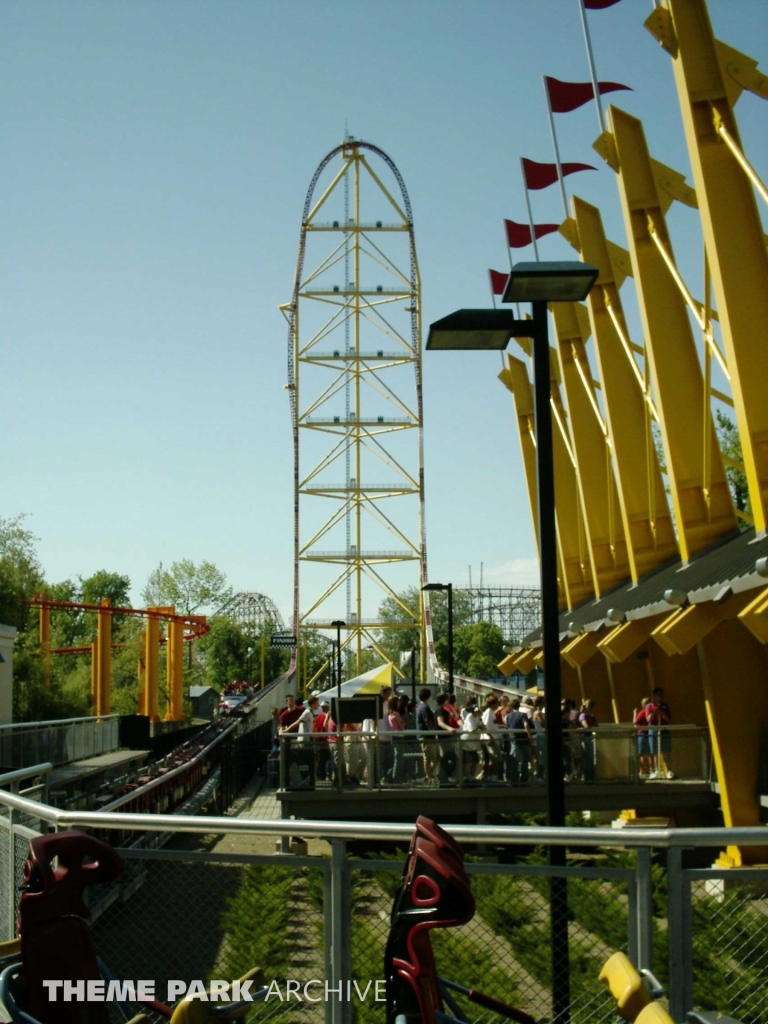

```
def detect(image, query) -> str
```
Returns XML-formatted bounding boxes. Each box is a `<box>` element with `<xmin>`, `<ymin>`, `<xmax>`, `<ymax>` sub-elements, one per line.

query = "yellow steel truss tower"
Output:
<box><xmin>282</xmin><ymin>140</ymin><xmax>424</xmax><ymax>678</ymax></box>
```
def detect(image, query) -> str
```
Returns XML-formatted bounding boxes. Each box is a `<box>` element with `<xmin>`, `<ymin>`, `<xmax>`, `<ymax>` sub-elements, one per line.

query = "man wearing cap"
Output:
<box><xmin>314</xmin><ymin>700</ymin><xmax>332</xmax><ymax>781</ymax></box>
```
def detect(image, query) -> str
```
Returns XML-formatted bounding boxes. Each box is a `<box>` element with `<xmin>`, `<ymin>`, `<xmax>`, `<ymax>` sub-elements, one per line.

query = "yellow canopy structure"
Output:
<box><xmin>314</xmin><ymin>662</ymin><xmax>394</xmax><ymax>703</ymax></box>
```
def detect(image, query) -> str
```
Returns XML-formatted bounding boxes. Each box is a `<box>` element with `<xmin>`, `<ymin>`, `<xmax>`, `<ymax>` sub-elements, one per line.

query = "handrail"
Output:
<box><xmin>0</xmin><ymin>716</ymin><xmax>119</xmax><ymax>731</ymax></box>
<box><xmin>0</xmin><ymin>763</ymin><xmax>53</xmax><ymax>787</ymax></box>
<box><xmin>0</xmin><ymin>787</ymin><xmax>764</xmax><ymax>848</ymax></box>
<box><xmin>280</xmin><ymin>725</ymin><xmax>707</xmax><ymax>737</ymax></box>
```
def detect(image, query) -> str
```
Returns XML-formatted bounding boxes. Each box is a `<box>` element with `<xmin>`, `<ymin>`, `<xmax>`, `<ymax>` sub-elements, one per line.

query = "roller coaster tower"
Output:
<box><xmin>281</xmin><ymin>139</ymin><xmax>425</xmax><ymax>679</ymax></box>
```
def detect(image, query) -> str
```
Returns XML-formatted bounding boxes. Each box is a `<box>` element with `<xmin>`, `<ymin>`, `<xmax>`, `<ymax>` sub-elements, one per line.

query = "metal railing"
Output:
<box><xmin>0</xmin><ymin>715</ymin><xmax>119</xmax><ymax>768</ymax></box>
<box><xmin>279</xmin><ymin>725</ymin><xmax>710</xmax><ymax>792</ymax></box>
<box><xmin>0</xmin><ymin>776</ymin><xmax>765</xmax><ymax>1024</ymax></box>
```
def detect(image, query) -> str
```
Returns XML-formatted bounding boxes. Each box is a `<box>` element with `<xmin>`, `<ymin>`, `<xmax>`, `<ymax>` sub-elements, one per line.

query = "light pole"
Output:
<box><xmin>330</xmin><ymin>620</ymin><xmax>345</xmax><ymax>732</ymax></box>
<box><xmin>246</xmin><ymin>646</ymin><xmax>253</xmax><ymax>683</ymax></box>
<box><xmin>426</xmin><ymin>259</ymin><xmax>598</xmax><ymax>1024</ymax></box>
<box><xmin>422</xmin><ymin>582</ymin><xmax>453</xmax><ymax>694</ymax></box>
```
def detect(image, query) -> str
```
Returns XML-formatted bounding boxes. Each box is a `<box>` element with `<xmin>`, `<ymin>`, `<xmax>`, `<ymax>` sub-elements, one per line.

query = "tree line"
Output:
<box><xmin>1</xmin><ymin>514</ymin><xmax>511</xmax><ymax>723</ymax></box>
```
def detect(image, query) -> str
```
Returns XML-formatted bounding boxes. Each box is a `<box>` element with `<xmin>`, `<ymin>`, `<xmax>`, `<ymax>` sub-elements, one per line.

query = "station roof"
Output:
<box><xmin>524</xmin><ymin>527</ymin><xmax>768</xmax><ymax>643</ymax></box>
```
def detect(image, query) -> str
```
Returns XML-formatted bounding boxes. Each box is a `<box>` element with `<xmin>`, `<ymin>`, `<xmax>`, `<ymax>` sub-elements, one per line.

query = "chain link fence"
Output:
<box><xmin>687</xmin><ymin>872</ymin><xmax>768</xmax><ymax>1024</ymax></box>
<box><xmin>0</xmin><ymin>776</ymin><xmax>767</xmax><ymax>1024</ymax></box>
<box><xmin>347</xmin><ymin>859</ymin><xmax>633</xmax><ymax>1024</ymax></box>
<box><xmin>89</xmin><ymin>850</ymin><xmax>327</xmax><ymax>1024</ymax></box>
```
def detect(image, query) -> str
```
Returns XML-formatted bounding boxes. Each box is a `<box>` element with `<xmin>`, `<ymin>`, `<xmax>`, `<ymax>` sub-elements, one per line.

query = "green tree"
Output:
<box><xmin>142</xmin><ymin>559</ymin><xmax>232</xmax><ymax>615</ymax></box>
<box><xmin>0</xmin><ymin>514</ymin><xmax>44</xmax><ymax>630</ymax></box>
<box><xmin>716</xmin><ymin>410</ymin><xmax>750</xmax><ymax>524</ymax></box>
<box><xmin>375</xmin><ymin>585</ymin><xmax>474</xmax><ymax>667</ymax></box>
<box><xmin>453</xmin><ymin>620</ymin><xmax>505</xmax><ymax>678</ymax></box>
<box><xmin>375</xmin><ymin>585</ymin><xmax>422</xmax><ymax>664</ymax></box>
<box><xmin>80</xmin><ymin>569</ymin><xmax>131</xmax><ymax>609</ymax></box>
<box><xmin>198</xmin><ymin>618</ymin><xmax>289</xmax><ymax>692</ymax></box>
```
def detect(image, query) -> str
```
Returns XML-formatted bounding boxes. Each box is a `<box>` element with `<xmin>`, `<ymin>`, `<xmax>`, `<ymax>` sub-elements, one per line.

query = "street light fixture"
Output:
<box><xmin>426</xmin><ymin>260</ymin><xmax>598</xmax><ymax>1024</ymax></box>
<box><xmin>501</xmin><ymin>261</ymin><xmax>599</xmax><ymax>304</ymax></box>
<box><xmin>421</xmin><ymin>582</ymin><xmax>453</xmax><ymax>694</ymax></box>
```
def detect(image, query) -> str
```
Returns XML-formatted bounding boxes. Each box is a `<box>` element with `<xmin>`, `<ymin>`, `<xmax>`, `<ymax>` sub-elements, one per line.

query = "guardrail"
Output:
<box><xmin>279</xmin><ymin>725</ymin><xmax>710</xmax><ymax>792</ymax></box>
<box><xmin>0</xmin><ymin>715</ymin><xmax>119</xmax><ymax>768</ymax></box>
<box><xmin>0</xmin><ymin>775</ymin><xmax>764</xmax><ymax>1024</ymax></box>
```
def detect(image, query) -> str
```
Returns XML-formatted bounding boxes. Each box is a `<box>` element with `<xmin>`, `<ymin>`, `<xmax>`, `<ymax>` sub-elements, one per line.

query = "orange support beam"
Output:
<box><xmin>95</xmin><ymin>598</ymin><xmax>112</xmax><ymax>716</ymax></box>
<box><xmin>165</xmin><ymin>614</ymin><xmax>184</xmax><ymax>722</ymax></box>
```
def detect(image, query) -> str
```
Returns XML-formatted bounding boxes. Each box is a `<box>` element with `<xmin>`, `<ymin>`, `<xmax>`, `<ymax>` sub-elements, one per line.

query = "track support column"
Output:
<box><xmin>165</xmin><ymin>613</ymin><xmax>184</xmax><ymax>722</ymax></box>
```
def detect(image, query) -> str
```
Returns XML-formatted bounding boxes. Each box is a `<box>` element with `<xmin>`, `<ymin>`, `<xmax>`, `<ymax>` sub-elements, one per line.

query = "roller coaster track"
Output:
<box><xmin>282</xmin><ymin>139</ymin><xmax>428</xmax><ymax>680</ymax></box>
<box><xmin>281</xmin><ymin>141</ymin><xmax>522</xmax><ymax>700</ymax></box>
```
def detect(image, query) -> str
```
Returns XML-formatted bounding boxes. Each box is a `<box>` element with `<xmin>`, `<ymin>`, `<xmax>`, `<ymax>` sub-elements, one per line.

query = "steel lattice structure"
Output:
<box><xmin>456</xmin><ymin>586</ymin><xmax>542</xmax><ymax>645</ymax></box>
<box><xmin>214</xmin><ymin>592</ymin><xmax>286</xmax><ymax>637</ymax></box>
<box><xmin>281</xmin><ymin>139</ymin><xmax>424</xmax><ymax>675</ymax></box>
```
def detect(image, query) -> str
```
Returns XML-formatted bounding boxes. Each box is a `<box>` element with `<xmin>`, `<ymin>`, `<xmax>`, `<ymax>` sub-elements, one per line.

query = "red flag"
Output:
<box><xmin>522</xmin><ymin>157</ymin><xmax>596</xmax><ymax>190</ymax></box>
<box><xmin>545</xmin><ymin>76</ymin><xmax>631</xmax><ymax>113</ymax></box>
<box><xmin>504</xmin><ymin>219</ymin><xmax>560</xmax><ymax>249</ymax></box>
<box><xmin>584</xmin><ymin>0</ymin><xmax>622</xmax><ymax>8</ymax></box>
<box><xmin>489</xmin><ymin>270</ymin><xmax>508</xmax><ymax>296</ymax></box>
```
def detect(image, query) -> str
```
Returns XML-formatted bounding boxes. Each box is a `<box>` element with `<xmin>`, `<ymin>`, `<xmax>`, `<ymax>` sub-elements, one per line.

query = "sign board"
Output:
<box><xmin>270</xmin><ymin>635</ymin><xmax>297</xmax><ymax>649</ymax></box>
<box><xmin>331</xmin><ymin>695</ymin><xmax>381</xmax><ymax>725</ymax></box>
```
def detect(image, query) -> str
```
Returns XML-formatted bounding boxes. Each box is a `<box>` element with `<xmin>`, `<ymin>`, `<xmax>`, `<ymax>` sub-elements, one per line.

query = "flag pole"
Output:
<box><xmin>577</xmin><ymin>0</ymin><xmax>606</xmax><ymax>134</ymax></box>
<box><xmin>542</xmin><ymin>78</ymin><xmax>569</xmax><ymax>220</ymax></box>
<box><xmin>488</xmin><ymin>270</ymin><xmax>497</xmax><ymax>309</ymax></box>
<box><xmin>520</xmin><ymin>158</ymin><xmax>541</xmax><ymax>262</ymax></box>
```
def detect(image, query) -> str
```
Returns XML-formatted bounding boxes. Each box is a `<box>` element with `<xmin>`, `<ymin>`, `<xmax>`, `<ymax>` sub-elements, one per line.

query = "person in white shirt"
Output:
<box><xmin>296</xmin><ymin>696</ymin><xmax>318</xmax><ymax>743</ymax></box>
<box><xmin>519</xmin><ymin>695</ymin><xmax>534</xmax><ymax>720</ymax></box>
<box><xmin>481</xmin><ymin>696</ymin><xmax>502</xmax><ymax>780</ymax></box>
<box><xmin>460</xmin><ymin>702</ymin><xmax>483</xmax><ymax>780</ymax></box>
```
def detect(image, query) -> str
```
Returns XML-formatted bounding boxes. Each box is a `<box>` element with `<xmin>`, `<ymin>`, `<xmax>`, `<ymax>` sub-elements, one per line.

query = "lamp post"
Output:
<box><xmin>246</xmin><ymin>646</ymin><xmax>253</xmax><ymax>683</ymax></box>
<box><xmin>330</xmin><ymin>620</ymin><xmax>345</xmax><ymax>732</ymax></box>
<box><xmin>421</xmin><ymin>582</ymin><xmax>453</xmax><ymax>694</ymax></box>
<box><xmin>426</xmin><ymin>259</ymin><xmax>598</xmax><ymax>1024</ymax></box>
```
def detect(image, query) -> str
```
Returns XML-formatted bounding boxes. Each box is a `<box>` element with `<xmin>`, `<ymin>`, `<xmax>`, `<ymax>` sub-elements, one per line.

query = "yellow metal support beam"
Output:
<box><xmin>498</xmin><ymin>651</ymin><xmax>519</xmax><ymax>677</ymax></box>
<box><xmin>652</xmin><ymin>592</ymin><xmax>754</xmax><ymax>657</ymax></box>
<box><xmin>165</xmin><ymin>615</ymin><xmax>184</xmax><ymax>722</ymax></box>
<box><xmin>697</xmin><ymin>621</ymin><xmax>768</xmax><ymax>863</ymax></box>
<box><xmin>501</xmin><ymin>355</ymin><xmax>586</xmax><ymax>608</ymax></box>
<box><xmin>548</xmin><ymin>349</ymin><xmax>595</xmax><ymax>608</ymax></box>
<box><xmin>652</xmin><ymin>603</ymin><xmax>723</xmax><ymax>656</ymax></box>
<box><xmin>573</xmin><ymin>197</ymin><xmax>677</xmax><ymax>580</ymax></box>
<box><xmin>512</xmin><ymin>648</ymin><xmax>538</xmax><ymax>676</ymax></box>
<box><xmin>552</xmin><ymin>302</ymin><xmax>630</xmax><ymax>594</ymax></box>
<box><xmin>562</xmin><ymin>630</ymin><xmax>603</xmax><ymax>669</ymax></box>
<box><xmin>598</xmin><ymin>614</ymin><xmax>668</xmax><ymax>665</ymax></box>
<box><xmin>714</xmin><ymin>38</ymin><xmax>768</xmax><ymax>105</ymax></box>
<box><xmin>657</xmin><ymin>0</ymin><xmax>768</xmax><ymax>534</ymax></box>
<box><xmin>608</xmin><ymin>105</ymin><xmax>737</xmax><ymax>561</ymax></box>
<box><xmin>738</xmin><ymin>585</ymin><xmax>768</xmax><ymax>645</ymax></box>
<box><xmin>500</xmin><ymin>357</ymin><xmax>539</xmax><ymax>540</ymax></box>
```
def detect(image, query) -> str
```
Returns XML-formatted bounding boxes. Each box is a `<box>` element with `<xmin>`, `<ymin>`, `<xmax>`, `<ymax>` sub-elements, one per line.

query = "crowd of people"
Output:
<box><xmin>268</xmin><ymin>683</ymin><xmax>675</xmax><ymax>787</ymax></box>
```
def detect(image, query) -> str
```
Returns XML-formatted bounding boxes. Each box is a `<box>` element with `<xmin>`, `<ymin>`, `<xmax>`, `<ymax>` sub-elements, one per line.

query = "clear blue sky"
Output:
<box><xmin>3</xmin><ymin>1</ymin><xmax>766</xmax><ymax>622</ymax></box>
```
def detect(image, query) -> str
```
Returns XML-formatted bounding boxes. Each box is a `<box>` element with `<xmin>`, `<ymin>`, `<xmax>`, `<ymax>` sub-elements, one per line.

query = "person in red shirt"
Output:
<box><xmin>647</xmin><ymin>687</ymin><xmax>673</xmax><ymax>779</ymax></box>
<box><xmin>633</xmin><ymin>697</ymin><xmax>653</xmax><ymax>777</ymax></box>
<box><xmin>314</xmin><ymin>701</ymin><xmax>332</xmax><ymax>781</ymax></box>
<box><xmin>278</xmin><ymin>694</ymin><xmax>303</xmax><ymax>733</ymax></box>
